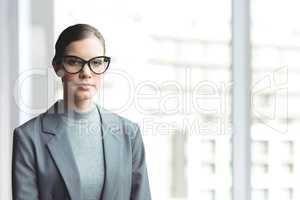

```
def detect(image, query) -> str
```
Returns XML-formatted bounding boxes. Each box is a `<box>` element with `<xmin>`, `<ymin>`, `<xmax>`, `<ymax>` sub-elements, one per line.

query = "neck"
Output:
<box><xmin>63</xmin><ymin>95</ymin><xmax>95</xmax><ymax>113</ymax></box>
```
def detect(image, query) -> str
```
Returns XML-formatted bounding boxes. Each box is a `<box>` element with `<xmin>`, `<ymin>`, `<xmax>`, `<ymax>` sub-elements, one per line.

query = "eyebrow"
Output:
<box><xmin>63</xmin><ymin>55</ymin><xmax>103</xmax><ymax>61</ymax></box>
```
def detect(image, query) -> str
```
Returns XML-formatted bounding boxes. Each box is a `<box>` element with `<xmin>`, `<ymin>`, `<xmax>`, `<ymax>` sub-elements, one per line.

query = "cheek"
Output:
<box><xmin>62</xmin><ymin>74</ymin><xmax>77</xmax><ymax>82</ymax></box>
<box><xmin>93</xmin><ymin>75</ymin><xmax>102</xmax><ymax>88</ymax></box>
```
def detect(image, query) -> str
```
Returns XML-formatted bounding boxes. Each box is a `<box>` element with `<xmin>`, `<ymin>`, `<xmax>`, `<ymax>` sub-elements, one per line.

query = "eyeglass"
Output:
<box><xmin>61</xmin><ymin>55</ymin><xmax>111</xmax><ymax>74</ymax></box>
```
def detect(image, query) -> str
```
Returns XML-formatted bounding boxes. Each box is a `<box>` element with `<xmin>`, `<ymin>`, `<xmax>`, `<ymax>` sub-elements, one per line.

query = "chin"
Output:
<box><xmin>75</xmin><ymin>90</ymin><xmax>95</xmax><ymax>101</ymax></box>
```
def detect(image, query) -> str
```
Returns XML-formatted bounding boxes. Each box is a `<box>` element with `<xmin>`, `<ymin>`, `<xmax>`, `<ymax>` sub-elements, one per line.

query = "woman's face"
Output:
<box><xmin>61</xmin><ymin>36</ymin><xmax>104</xmax><ymax>102</ymax></box>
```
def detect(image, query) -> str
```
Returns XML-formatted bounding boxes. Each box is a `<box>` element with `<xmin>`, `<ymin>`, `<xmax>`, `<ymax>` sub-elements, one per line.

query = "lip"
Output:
<box><xmin>77</xmin><ymin>83</ymin><xmax>95</xmax><ymax>87</ymax></box>
<box><xmin>77</xmin><ymin>83</ymin><xmax>95</xmax><ymax>90</ymax></box>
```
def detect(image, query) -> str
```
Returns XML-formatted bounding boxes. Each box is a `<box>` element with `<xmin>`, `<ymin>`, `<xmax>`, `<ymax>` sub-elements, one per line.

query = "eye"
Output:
<box><xmin>67</xmin><ymin>59</ymin><xmax>82</xmax><ymax>65</ymax></box>
<box><xmin>90</xmin><ymin>59</ymin><xmax>103</xmax><ymax>66</ymax></box>
<box><xmin>69</xmin><ymin>59</ymin><xmax>81</xmax><ymax>65</ymax></box>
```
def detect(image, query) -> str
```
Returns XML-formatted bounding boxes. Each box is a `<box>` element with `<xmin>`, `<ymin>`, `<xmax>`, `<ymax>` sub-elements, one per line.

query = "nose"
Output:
<box><xmin>79</xmin><ymin>63</ymin><xmax>92</xmax><ymax>78</ymax></box>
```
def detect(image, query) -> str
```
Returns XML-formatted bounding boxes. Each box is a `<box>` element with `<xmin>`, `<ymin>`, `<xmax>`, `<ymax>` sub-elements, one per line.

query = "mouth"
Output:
<box><xmin>77</xmin><ymin>84</ymin><xmax>95</xmax><ymax>90</ymax></box>
<box><xmin>78</xmin><ymin>83</ymin><xmax>94</xmax><ymax>86</ymax></box>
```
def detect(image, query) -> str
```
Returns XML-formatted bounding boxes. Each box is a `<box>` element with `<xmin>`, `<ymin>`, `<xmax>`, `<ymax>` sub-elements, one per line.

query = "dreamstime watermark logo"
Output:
<box><xmin>13</xmin><ymin>66</ymin><xmax>288</xmax><ymax>135</ymax></box>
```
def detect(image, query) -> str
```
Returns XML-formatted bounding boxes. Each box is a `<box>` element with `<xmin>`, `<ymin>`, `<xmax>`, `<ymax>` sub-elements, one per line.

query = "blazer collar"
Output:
<box><xmin>41</xmin><ymin>100</ymin><xmax>122</xmax><ymax>200</ymax></box>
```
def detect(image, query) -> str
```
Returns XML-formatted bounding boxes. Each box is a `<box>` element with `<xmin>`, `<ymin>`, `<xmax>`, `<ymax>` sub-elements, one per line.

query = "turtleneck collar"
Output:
<box><xmin>57</xmin><ymin>99</ymin><xmax>98</xmax><ymax>121</ymax></box>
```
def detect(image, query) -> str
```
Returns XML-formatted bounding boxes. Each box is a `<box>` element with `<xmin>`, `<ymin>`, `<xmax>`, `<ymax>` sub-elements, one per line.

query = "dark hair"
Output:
<box><xmin>52</xmin><ymin>24</ymin><xmax>106</xmax><ymax>66</ymax></box>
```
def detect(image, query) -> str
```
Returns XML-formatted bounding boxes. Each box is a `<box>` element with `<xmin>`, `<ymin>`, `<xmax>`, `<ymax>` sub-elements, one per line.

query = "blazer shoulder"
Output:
<box><xmin>100</xmin><ymin>107</ymin><xmax>137</xmax><ymax>124</ymax></box>
<box><xmin>100</xmin><ymin>107</ymin><xmax>140</xmax><ymax>136</ymax></box>
<box><xmin>14</xmin><ymin>99</ymin><xmax>62</xmax><ymax>136</ymax></box>
<box><xmin>13</xmin><ymin>113</ymin><xmax>44</xmax><ymax>138</ymax></box>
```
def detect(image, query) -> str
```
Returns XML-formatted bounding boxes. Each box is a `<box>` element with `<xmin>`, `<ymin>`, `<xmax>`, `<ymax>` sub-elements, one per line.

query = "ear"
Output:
<box><xmin>52</xmin><ymin>64</ymin><xmax>65</xmax><ymax>78</ymax></box>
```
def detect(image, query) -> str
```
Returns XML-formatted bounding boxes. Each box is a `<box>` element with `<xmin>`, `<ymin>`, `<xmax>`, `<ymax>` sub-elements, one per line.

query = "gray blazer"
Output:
<box><xmin>12</xmin><ymin>100</ymin><xmax>151</xmax><ymax>200</ymax></box>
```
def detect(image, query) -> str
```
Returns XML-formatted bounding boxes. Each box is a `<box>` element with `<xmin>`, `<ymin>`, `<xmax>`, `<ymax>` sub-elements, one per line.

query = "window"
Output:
<box><xmin>251</xmin><ymin>0</ymin><xmax>299</xmax><ymax>199</ymax></box>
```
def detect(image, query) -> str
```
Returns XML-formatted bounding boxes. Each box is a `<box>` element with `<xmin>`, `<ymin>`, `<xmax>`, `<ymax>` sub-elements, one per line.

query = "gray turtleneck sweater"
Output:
<box><xmin>59</xmin><ymin>102</ymin><xmax>104</xmax><ymax>200</ymax></box>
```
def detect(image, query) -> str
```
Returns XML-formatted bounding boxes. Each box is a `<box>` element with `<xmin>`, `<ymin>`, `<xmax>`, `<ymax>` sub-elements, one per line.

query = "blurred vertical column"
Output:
<box><xmin>18</xmin><ymin>0</ymin><xmax>32</xmax><ymax>124</ymax></box>
<box><xmin>0</xmin><ymin>0</ymin><xmax>25</xmax><ymax>199</ymax></box>
<box><xmin>15</xmin><ymin>0</ymin><xmax>55</xmax><ymax>124</ymax></box>
<box><xmin>232</xmin><ymin>0</ymin><xmax>251</xmax><ymax>200</ymax></box>
<box><xmin>0</xmin><ymin>0</ymin><xmax>54</xmax><ymax>199</ymax></box>
<box><xmin>171</xmin><ymin>130</ymin><xmax>187</xmax><ymax>198</ymax></box>
<box><xmin>31</xmin><ymin>0</ymin><xmax>55</xmax><ymax>112</ymax></box>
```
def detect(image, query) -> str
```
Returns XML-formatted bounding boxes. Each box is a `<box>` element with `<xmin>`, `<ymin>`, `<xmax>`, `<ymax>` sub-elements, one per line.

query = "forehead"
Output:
<box><xmin>64</xmin><ymin>36</ymin><xmax>104</xmax><ymax>59</ymax></box>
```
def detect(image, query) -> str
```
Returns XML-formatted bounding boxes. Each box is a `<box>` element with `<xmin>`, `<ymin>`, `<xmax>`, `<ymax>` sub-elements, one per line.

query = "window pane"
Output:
<box><xmin>251</xmin><ymin>0</ymin><xmax>299</xmax><ymax>199</ymax></box>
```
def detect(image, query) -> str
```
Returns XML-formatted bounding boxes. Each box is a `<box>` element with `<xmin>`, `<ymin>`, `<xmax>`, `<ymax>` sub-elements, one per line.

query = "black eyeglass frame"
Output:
<box><xmin>60</xmin><ymin>55</ymin><xmax>111</xmax><ymax>74</ymax></box>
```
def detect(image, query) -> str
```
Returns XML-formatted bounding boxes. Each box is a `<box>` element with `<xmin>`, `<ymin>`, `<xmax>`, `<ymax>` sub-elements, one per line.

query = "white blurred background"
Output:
<box><xmin>1</xmin><ymin>0</ymin><xmax>300</xmax><ymax>199</ymax></box>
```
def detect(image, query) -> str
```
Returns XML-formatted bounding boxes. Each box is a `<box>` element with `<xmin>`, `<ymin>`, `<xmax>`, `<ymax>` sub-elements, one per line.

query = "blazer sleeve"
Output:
<box><xmin>12</xmin><ymin>128</ymin><xmax>39</xmax><ymax>200</ymax></box>
<box><xmin>130</xmin><ymin>124</ymin><xmax>151</xmax><ymax>200</ymax></box>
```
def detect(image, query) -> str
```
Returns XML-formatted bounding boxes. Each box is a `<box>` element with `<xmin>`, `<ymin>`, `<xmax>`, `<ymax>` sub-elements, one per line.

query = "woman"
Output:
<box><xmin>12</xmin><ymin>24</ymin><xmax>151</xmax><ymax>200</ymax></box>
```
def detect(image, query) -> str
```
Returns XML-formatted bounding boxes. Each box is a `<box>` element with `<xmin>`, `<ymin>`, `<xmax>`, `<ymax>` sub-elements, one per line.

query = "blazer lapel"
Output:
<box><xmin>97</xmin><ymin>106</ymin><xmax>121</xmax><ymax>200</ymax></box>
<box><xmin>41</xmin><ymin>100</ymin><xmax>122</xmax><ymax>200</ymax></box>
<box><xmin>42</xmin><ymin>101</ymin><xmax>81</xmax><ymax>200</ymax></box>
